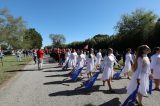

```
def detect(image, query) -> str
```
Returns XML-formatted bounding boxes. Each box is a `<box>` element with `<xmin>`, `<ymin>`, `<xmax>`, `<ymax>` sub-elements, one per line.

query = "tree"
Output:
<box><xmin>115</xmin><ymin>9</ymin><xmax>157</xmax><ymax>50</ymax></box>
<box><xmin>49</xmin><ymin>34</ymin><xmax>66</xmax><ymax>47</ymax></box>
<box><xmin>0</xmin><ymin>8</ymin><xmax>26</xmax><ymax>49</ymax></box>
<box><xmin>24</xmin><ymin>28</ymin><xmax>43</xmax><ymax>49</ymax></box>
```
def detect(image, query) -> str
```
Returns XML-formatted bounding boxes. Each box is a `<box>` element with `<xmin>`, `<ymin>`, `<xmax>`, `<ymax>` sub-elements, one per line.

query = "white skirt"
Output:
<box><xmin>127</xmin><ymin>71</ymin><xmax>149</xmax><ymax>96</ymax></box>
<box><xmin>68</xmin><ymin>59</ymin><xmax>77</xmax><ymax>68</ymax></box>
<box><xmin>86</xmin><ymin>63</ymin><xmax>94</xmax><ymax>73</ymax></box>
<box><xmin>121</xmin><ymin>62</ymin><xmax>131</xmax><ymax>74</ymax></box>
<box><xmin>153</xmin><ymin>66</ymin><xmax>160</xmax><ymax>79</ymax></box>
<box><xmin>96</xmin><ymin>58</ymin><xmax>101</xmax><ymax>65</ymax></box>
<box><xmin>101</xmin><ymin>67</ymin><xmax>112</xmax><ymax>80</ymax></box>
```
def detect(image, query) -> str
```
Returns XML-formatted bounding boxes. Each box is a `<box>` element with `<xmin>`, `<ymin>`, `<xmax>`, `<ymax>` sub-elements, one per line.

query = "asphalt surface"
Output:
<box><xmin>0</xmin><ymin>57</ymin><xmax>160</xmax><ymax>106</ymax></box>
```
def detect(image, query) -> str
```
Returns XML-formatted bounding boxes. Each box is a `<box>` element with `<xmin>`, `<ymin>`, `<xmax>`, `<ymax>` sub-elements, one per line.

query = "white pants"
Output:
<box><xmin>38</xmin><ymin>59</ymin><xmax>43</xmax><ymax>69</ymax></box>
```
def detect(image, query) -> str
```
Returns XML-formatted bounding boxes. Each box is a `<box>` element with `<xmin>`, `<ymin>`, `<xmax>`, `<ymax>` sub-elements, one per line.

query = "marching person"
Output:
<box><xmin>121</xmin><ymin>48</ymin><xmax>134</xmax><ymax>79</ymax></box>
<box><xmin>96</xmin><ymin>49</ymin><xmax>102</xmax><ymax>67</ymax></box>
<box><xmin>62</xmin><ymin>49</ymin><xmax>71</xmax><ymax>69</ymax></box>
<box><xmin>37</xmin><ymin>48</ymin><xmax>45</xmax><ymax>70</ymax></box>
<box><xmin>101</xmin><ymin>48</ymin><xmax>117</xmax><ymax>92</ymax></box>
<box><xmin>127</xmin><ymin>45</ymin><xmax>153</xmax><ymax>106</ymax></box>
<box><xmin>68</xmin><ymin>49</ymin><xmax>78</xmax><ymax>69</ymax></box>
<box><xmin>76</xmin><ymin>50</ymin><xmax>86</xmax><ymax>69</ymax></box>
<box><xmin>86</xmin><ymin>49</ymin><xmax>96</xmax><ymax>78</ymax></box>
<box><xmin>150</xmin><ymin>47</ymin><xmax>160</xmax><ymax>91</ymax></box>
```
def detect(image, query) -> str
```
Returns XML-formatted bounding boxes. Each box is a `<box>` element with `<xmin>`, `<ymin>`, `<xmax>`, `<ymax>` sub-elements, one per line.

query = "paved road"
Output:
<box><xmin>0</xmin><ymin>57</ymin><xmax>160</xmax><ymax>106</ymax></box>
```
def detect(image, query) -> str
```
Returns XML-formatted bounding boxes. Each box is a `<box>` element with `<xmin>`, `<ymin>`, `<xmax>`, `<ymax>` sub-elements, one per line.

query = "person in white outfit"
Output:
<box><xmin>101</xmin><ymin>48</ymin><xmax>117</xmax><ymax>92</ymax></box>
<box><xmin>96</xmin><ymin>49</ymin><xmax>102</xmax><ymax>67</ymax></box>
<box><xmin>150</xmin><ymin>47</ymin><xmax>160</xmax><ymax>91</ymax></box>
<box><xmin>127</xmin><ymin>45</ymin><xmax>153</xmax><ymax>106</ymax></box>
<box><xmin>77</xmin><ymin>50</ymin><xmax>86</xmax><ymax>69</ymax></box>
<box><xmin>69</xmin><ymin>49</ymin><xmax>78</xmax><ymax>69</ymax></box>
<box><xmin>121</xmin><ymin>48</ymin><xmax>134</xmax><ymax>79</ymax></box>
<box><xmin>86</xmin><ymin>51</ymin><xmax>96</xmax><ymax>78</ymax></box>
<box><xmin>63</xmin><ymin>49</ymin><xmax>71</xmax><ymax>67</ymax></box>
<box><xmin>16</xmin><ymin>50</ymin><xmax>22</xmax><ymax>62</ymax></box>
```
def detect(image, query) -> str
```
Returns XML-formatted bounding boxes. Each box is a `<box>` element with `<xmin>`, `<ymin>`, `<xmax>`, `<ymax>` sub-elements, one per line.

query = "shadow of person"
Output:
<box><xmin>43</xmin><ymin>78</ymin><xmax>83</xmax><ymax>85</ymax></box>
<box><xmin>43</xmin><ymin>69</ymin><xmax>70</xmax><ymax>72</ymax></box>
<box><xmin>99</xmin><ymin>98</ymin><xmax>121</xmax><ymax>106</ymax></box>
<box><xmin>5</xmin><ymin>69</ymin><xmax>36</xmax><ymax>72</ymax></box>
<box><xmin>84</xmin><ymin>103</ymin><xmax>96</xmax><ymax>106</ymax></box>
<box><xmin>45</xmin><ymin>73</ymin><xmax>69</xmax><ymax>77</ymax></box>
<box><xmin>102</xmin><ymin>87</ymin><xmax>127</xmax><ymax>94</ymax></box>
<box><xmin>49</xmin><ymin>85</ymin><xmax>101</xmax><ymax>96</ymax></box>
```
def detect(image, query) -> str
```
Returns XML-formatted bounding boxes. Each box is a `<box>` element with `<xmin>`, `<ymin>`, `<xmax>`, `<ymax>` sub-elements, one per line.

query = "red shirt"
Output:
<box><xmin>37</xmin><ymin>49</ymin><xmax>44</xmax><ymax>59</ymax></box>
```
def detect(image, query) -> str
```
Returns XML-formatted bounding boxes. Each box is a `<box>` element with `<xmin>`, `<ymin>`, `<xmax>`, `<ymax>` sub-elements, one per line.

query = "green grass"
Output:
<box><xmin>0</xmin><ymin>56</ymin><xmax>32</xmax><ymax>85</ymax></box>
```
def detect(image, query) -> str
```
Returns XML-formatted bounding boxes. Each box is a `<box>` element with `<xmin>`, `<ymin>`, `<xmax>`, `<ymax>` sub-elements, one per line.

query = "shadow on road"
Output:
<box><xmin>45</xmin><ymin>73</ymin><xmax>69</xmax><ymax>77</ymax></box>
<box><xmin>99</xmin><ymin>98</ymin><xmax>121</xmax><ymax>106</ymax></box>
<box><xmin>49</xmin><ymin>85</ymin><xmax>101</xmax><ymax>96</ymax></box>
<box><xmin>43</xmin><ymin>69</ymin><xmax>69</xmax><ymax>72</ymax></box>
<box><xmin>43</xmin><ymin>78</ymin><xmax>83</xmax><ymax>85</ymax></box>
<box><xmin>48</xmin><ymin>85</ymin><xmax>126</xmax><ymax>97</ymax></box>
<box><xmin>84</xmin><ymin>103</ymin><xmax>96</xmax><ymax>106</ymax></box>
<box><xmin>6</xmin><ymin>69</ymin><xmax>36</xmax><ymax>72</ymax></box>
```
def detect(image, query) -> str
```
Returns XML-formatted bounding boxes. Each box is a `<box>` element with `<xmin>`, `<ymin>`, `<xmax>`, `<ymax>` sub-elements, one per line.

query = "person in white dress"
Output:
<box><xmin>127</xmin><ymin>45</ymin><xmax>153</xmax><ymax>106</ymax></box>
<box><xmin>86</xmin><ymin>51</ymin><xmax>96</xmax><ymax>78</ymax></box>
<box><xmin>76</xmin><ymin>50</ymin><xmax>86</xmax><ymax>69</ymax></box>
<box><xmin>96</xmin><ymin>49</ymin><xmax>102</xmax><ymax>67</ymax></box>
<box><xmin>63</xmin><ymin>49</ymin><xmax>71</xmax><ymax>67</ymax></box>
<box><xmin>101</xmin><ymin>48</ymin><xmax>117</xmax><ymax>92</ymax></box>
<box><xmin>121</xmin><ymin>48</ymin><xmax>134</xmax><ymax>79</ymax></box>
<box><xmin>68</xmin><ymin>49</ymin><xmax>78</xmax><ymax>69</ymax></box>
<box><xmin>150</xmin><ymin>47</ymin><xmax>160</xmax><ymax>91</ymax></box>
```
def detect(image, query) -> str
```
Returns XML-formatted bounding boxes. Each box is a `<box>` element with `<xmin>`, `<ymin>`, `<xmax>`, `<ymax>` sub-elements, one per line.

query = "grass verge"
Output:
<box><xmin>0</xmin><ymin>56</ymin><xmax>32</xmax><ymax>85</ymax></box>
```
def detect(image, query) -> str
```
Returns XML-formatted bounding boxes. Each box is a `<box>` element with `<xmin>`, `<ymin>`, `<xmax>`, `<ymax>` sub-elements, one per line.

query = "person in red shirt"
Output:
<box><xmin>37</xmin><ymin>48</ymin><xmax>45</xmax><ymax>70</ymax></box>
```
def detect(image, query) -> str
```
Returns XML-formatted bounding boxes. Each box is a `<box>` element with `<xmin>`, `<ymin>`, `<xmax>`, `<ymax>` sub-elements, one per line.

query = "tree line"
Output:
<box><xmin>0</xmin><ymin>8</ymin><xmax>43</xmax><ymax>50</ymax></box>
<box><xmin>48</xmin><ymin>9</ymin><xmax>160</xmax><ymax>52</ymax></box>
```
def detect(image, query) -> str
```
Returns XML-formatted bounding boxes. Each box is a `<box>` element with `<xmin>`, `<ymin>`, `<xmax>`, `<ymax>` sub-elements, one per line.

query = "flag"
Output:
<box><xmin>122</xmin><ymin>85</ymin><xmax>139</xmax><ymax>106</ymax></box>
<box><xmin>84</xmin><ymin>72</ymin><xmax>100</xmax><ymax>89</ymax></box>
<box><xmin>84</xmin><ymin>45</ymin><xmax>88</xmax><ymax>50</ymax></box>
<box><xmin>70</xmin><ymin>67</ymin><xmax>83</xmax><ymax>81</ymax></box>
<box><xmin>113</xmin><ymin>67</ymin><xmax>124</xmax><ymax>79</ymax></box>
<box><xmin>149</xmin><ymin>80</ymin><xmax>152</xmax><ymax>95</ymax></box>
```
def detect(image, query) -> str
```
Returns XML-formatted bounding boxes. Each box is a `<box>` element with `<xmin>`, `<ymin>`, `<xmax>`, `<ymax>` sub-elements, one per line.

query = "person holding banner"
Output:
<box><xmin>68</xmin><ymin>49</ymin><xmax>78</xmax><ymax>69</ymax></box>
<box><xmin>127</xmin><ymin>45</ymin><xmax>153</xmax><ymax>106</ymax></box>
<box><xmin>121</xmin><ymin>48</ymin><xmax>134</xmax><ymax>79</ymax></box>
<box><xmin>86</xmin><ymin>50</ymin><xmax>96</xmax><ymax>78</ymax></box>
<box><xmin>151</xmin><ymin>47</ymin><xmax>160</xmax><ymax>91</ymax></box>
<box><xmin>101</xmin><ymin>48</ymin><xmax>117</xmax><ymax>93</ymax></box>
<box><xmin>96</xmin><ymin>49</ymin><xmax>102</xmax><ymax>67</ymax></box>
<box><xmin>63</xmin><ymin>49</ymin><xmax>71</xmax><ymax>67</ymax></box>
<box><xmin>77</xmin><ymin>50</ymin><xmax>86</xmax><ymax>69</ymax></box>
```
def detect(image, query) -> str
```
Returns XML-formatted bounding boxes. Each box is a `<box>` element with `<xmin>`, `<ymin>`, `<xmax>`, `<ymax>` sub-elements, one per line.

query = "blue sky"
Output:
<box><xmin>0</xmin><ymin>0</ymin><xmax>160</xmax><ymax>47</ymax></box>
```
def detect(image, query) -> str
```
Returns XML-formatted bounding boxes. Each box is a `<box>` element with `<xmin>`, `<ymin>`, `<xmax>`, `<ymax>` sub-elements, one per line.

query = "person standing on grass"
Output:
<box><xmin>121</xmin><ymin>48</ymin><xmax>134</xmax><ymax>79</ymax></box>
<box><xmin>0</xmin><ymin>50</ymin><xmax>4</xmax><ymax>63</ymax></box>
<box><xmin>16</xmin><ymin>50</ymin><xmax>22</xmax><ymax>62</ymax></box>
<box><xmin>37</xmin><ymin>48</ymin><xmax>45</xmax><ymax>70</ymax></box>
<box><xmin>127</xmin><ymin>45</ymin><xmax>153</xmax><ymax>106</ymax></box>
<box><xmin>101</xmin><ymin>48</ymin><xmax>117</xmax><ymax>93</ymax></box>
<box><xmin>150</xmin><ymin>47</ymin><xmax>160</xmax><ymax>91</ymax></box>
